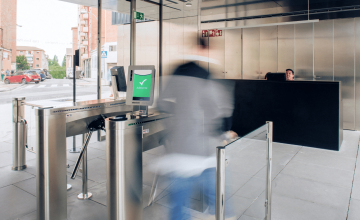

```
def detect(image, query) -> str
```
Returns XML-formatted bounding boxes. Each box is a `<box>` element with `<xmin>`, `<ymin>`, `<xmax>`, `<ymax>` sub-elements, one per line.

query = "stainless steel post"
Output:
<box><xmin>12</xmin><ymin>97</ymin><xmax>27</xmax><ymax>171</ymax></box>
<box><xmin>69</xmin><ymin>136</ymin><xmax>80</xmax><ymax>153</ymax></box>
<box><xmin>36</xmin><ymin>109</ymin><xmax>67</xmax><ymax>220</ymax></box>
<box><xmin>130</xmin><ymin>0</ymin><xmax>136</xmax><ymax>66</ymax></box>
<box><xmin>106</xmin><ymin>117</ymin><xmax>143</xmax><ymax>220</ymax></box>
<box><xmin>77</xmin><ymin>133</ymin><xmax>93</xmax><ymax>199</ymax></box>
<box><xmin>216</xmin><ymin>146</ymin><xmax>226</xmax><ymax>220</ymax></box>
<box><xmin>265</xmin><ymin>121</ymin><xmax>273</xmax><ymax>220</ymax></box>
<box><xmin>97</xmin><ymin>0</ymin><xmax>102</xmax><ymax>142</ymax></box>
<box><xmin>97</xmin><ymin>0</ymin><xmax>102</xmax><ymax>100</ymax></box>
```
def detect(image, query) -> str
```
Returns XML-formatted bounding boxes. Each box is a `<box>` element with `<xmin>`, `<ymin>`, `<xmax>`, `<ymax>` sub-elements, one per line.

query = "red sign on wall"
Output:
<box><xmin>208</xmin><ymin>29</ymin><xmax>223</xmax><ymax>37</ymax></box>
<box><xmin>202</xmin><ymin>30</ymin><xmax>208</xmax><ymax>37</ymax></box>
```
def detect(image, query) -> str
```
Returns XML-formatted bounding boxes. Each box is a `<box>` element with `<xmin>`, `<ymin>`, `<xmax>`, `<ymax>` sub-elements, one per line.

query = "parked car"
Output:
<box><xmin>44</xmin><ymin>70</ymin><xmax>52</xmax><ymax>79</ymax></box>
<box><xmin>30</xmin><ymin>69</ymin><xmax>46</xmax><ymax>81</ymax></box>
<box><xmin>35</xmin><ymin>68</ymin><xmax>52</xmax><ymax>79</ymax></box>
<box><xmin>4</xmin><ymin>70</ymin><xmax>40</xmax><ymax>84</ymax></box>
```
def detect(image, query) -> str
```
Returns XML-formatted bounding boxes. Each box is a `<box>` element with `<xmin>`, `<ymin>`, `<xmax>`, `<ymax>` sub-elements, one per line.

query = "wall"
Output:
<box><xmin>203</xmin><ymin>18</ymin><xmax>360</xmax><ymax>130</ymax></box>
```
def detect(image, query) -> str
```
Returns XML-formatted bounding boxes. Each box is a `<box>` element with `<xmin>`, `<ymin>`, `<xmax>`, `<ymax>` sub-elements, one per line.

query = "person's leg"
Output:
<box><xmin>169</xmin><ymin>175</ymin><xmax>192</xmax><ymax>220</ymax></box>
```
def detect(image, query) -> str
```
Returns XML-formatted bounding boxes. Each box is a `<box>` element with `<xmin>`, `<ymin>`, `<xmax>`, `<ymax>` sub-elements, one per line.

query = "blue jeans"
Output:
<box><xmin>169</xmin><ymin>168</ymin><xmax>216</xmax><ymax>220</ymax></box>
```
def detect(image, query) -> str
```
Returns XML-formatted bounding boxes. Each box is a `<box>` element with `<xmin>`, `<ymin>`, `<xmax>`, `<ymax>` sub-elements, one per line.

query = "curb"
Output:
<box><xmin>0</xmin><ymin>84</ymin><xmax>26</xmax><ymax>92</ymax></box>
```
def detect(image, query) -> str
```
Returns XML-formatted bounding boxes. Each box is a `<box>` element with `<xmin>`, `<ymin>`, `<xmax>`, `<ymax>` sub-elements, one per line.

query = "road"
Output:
<box><xmin>0</xmin><ymin>78</ymin><xmax>111</xmax><ymax>104</ymax></box>
<box><xmin>0</xmin><ymin>78</ymin><xmax>112</xmax><ymax>143</ymax></box>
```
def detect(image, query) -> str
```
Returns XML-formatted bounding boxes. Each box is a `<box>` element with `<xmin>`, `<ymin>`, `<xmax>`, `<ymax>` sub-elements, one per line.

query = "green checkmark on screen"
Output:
<box><xmin>133</xmin><ymin>70</ymin><xmax>152</xmax><ymax>101</ymax></box>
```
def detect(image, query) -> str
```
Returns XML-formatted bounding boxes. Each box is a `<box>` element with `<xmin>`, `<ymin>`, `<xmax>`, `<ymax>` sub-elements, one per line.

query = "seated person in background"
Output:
<box><xmin>286</xmin><ymin>69</ymin><xmax>295</xmax><ymax>81</ymax></box>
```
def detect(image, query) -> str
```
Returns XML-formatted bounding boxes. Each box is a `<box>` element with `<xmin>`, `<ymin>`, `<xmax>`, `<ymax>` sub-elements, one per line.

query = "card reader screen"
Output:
<box><xmin>132</xmin><ymin>70</ymin><xmax>152</xmax><ymax>101</ymax></box>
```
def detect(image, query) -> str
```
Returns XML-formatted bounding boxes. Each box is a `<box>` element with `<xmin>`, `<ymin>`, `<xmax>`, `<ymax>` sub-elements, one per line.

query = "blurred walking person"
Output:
<box><xmin>154</xmin><ymin>38</ymin><xmax>237</xmax><ymax>220</ymax></box>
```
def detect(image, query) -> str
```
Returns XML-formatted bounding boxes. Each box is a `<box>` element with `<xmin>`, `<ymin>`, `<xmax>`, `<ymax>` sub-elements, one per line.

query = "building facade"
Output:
<box><xmin>0</xmin><ymin>0</ymin><xmax>17</xmax><ymax>72</ymax></box>
<box><xmin>65</xmin><ymin>48</ymin><xmax>73</xmax><ymax>76</ymax></box>
<box><xmin>71</xmin><ymin>5</ymin><xmax>117</xmax><ymax>80</ymax></box>
<box><xmin>16</xmin><ymin>46</ymin><xmax>48</xmax><ymax>70</ymax></box>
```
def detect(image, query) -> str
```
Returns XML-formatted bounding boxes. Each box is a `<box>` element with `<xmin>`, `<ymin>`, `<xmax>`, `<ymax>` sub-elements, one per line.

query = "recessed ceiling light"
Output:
<box><xmin>186</xmin><ymin>2</ymin><xmax>192</xmax><ymax>6</ymax></box>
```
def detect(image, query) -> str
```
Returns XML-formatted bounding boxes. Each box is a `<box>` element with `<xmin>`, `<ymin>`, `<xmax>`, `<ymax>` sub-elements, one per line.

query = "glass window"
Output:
<box><xmin>36</xmin><ymin>58</ymin><xmax>39</xmax><ymax>60</ymax></box>
<box><xmin>109</xmin><ymin>45</ymin><xmax>117</xmax><ymax>52</ymax></box>
<box><xmin>36</xmin><ymin>64</ymin><xmax>39</xmax><ymax>67</ymax></box>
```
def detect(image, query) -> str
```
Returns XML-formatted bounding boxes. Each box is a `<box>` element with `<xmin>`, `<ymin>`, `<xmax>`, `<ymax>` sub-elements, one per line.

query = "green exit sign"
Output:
<box><xmin>133</xmin><ymin>11</ymin><xmax>144</xmax><ymax>20</ymax></box>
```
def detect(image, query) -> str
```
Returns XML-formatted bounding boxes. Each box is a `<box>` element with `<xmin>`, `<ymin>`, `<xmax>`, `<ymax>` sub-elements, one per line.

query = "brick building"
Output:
<box><xmin>0</xmin><ymin>0</ymin><xmax>17</xmax><ymax>72</ymax></box>
<box><xmin>16</xmin><ymin>46</ymin><xmax>48</xmax><ymax>70</ymax></box>
<box><xmin>71</xmin><ymin>5</ymin><xmax>117</xmax><ymax>79</ymax></box>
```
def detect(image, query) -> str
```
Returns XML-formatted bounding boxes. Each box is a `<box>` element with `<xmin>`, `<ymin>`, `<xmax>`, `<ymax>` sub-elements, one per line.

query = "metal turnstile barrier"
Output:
<box><xmin>12</xmin><ymin>97</ymin><xmax>27</xmax><ymax>170</ymax></box>
<box><xmin>105</xmin><ymin>112</ymin><xmax>169</xmax><ymax>220</ymax></box>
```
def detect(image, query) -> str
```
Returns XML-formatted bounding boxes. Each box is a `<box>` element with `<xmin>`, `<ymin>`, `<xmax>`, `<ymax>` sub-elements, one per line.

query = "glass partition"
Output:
<box><xmin>216</xmin><ymin>122</ymin><xmax>272</xmax><ymax>220</ymax></box>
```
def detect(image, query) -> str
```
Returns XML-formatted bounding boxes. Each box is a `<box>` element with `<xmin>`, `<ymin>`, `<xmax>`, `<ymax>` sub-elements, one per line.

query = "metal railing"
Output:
<box><xmin>216</xmin><ymin>121</ymin><xmax>273</xmax><ymax>220</ymax></box>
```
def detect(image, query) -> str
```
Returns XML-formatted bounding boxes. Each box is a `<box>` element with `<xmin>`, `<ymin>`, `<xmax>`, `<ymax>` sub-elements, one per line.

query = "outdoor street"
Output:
<box><xmin>0</xmin><ymin>78</ymin><xmax>111</xmax><ymax>144</ymax></box>
<box><xmin>0</xmin><ymin>78</ymin><xmax>110</xmax><ymax>104</ymax></box>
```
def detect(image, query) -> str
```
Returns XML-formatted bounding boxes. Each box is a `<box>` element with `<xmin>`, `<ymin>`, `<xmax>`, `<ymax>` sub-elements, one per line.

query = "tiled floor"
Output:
<box><xmin>0</xmin><ymin>131</ymin><xmax>359</xmax><ymax>220</ymax></box>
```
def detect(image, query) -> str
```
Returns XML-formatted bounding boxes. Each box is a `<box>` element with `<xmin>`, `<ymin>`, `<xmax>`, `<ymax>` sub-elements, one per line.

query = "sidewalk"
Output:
<box><xmin>0</xmin><ymin>81</ymin><xmax>24</xmax><ymax>92</ymax></box>
<box><xmin>77</xmin><ymin>78</ymin><xmax>109</xmax><ymax>86</ymax></box>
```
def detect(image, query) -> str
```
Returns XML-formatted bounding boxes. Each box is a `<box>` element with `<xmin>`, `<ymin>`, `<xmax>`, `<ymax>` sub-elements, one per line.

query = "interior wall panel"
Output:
<box><xmin>260</xmin><ymin>26</ymin><xmax>278</xmax><ymax>77</ymax></box>
<box><xmin>295</xmin><ymin>23</ymin><xmax>314</xmax><ymax>80</ymax></box>
<box><xmin>209</xmin><ymin>29</ymin><xmax>225</xmax><ymax>78</ymax></box>
<box><xmin>278</xmin><ymin>25</ymin><xmax>294</xmax><ymax>73</ymax></box>
<box><xmin>355</xmin><ymin>18</ymin><xmax>360</xmax><ymax>130</ymax></box>
<box><xmin>225</xmin><ymin>29</ymin><xmax>241</xmax><ymax>79</ymax></box>
<box><xmin>314</xmin><ymin>20</ymin><xmax>334</xmax><ymax>81</ymax></box>
<box><xmin>334</xmin><ymin>18</ymin><xmax>355</xmax><ymax>130</ymax></box>
<box><xmin>243</xmin><ymin>27</ymin><xmax>260</xmax><ymax>79</ymax></box>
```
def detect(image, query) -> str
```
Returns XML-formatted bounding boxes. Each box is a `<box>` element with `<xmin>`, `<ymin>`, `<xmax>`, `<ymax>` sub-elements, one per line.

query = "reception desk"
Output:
<box><xmin>230</xmin><ymin>80</ymin><xmax>343</xmax><ymax>151</ymax></box>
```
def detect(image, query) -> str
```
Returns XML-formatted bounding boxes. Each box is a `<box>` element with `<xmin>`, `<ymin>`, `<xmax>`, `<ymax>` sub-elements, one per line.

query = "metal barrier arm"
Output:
<box><xmin>71</xmin><ymin>115</ymin><xmax>107</xmax><ymax>179</ymax></box>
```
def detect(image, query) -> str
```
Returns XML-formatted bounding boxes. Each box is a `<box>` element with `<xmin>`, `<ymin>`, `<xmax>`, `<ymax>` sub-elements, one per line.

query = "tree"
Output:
<box><xmin>48</xmin><ymin>58</ymin><xmax>53</xmax><ymax>66</ymax></box>
<box><xmin>62</xmin><ymin>55</ymin><xmax>66</xmax><ymax>67</ymax></box>
<box><xmin>52</xmin><ymin>55</ymin><xmax>60</xmax><ymax>66</ymax></box>
<box><xmin>16</xmin><ymin>55</ymin><xmax>30</xmax><ymax>70</ymax></box>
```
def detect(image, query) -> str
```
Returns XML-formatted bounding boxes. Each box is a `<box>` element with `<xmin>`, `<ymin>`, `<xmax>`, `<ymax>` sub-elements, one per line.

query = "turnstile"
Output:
<box><xmin>36</xmin><ymin>99</ymin><xmax>133</xmax><ymax>220</ymax></box>
<box><xmin>106</xmin><ymin>112</ymin><xmax>169</xmax><ymax>220</ymax></box>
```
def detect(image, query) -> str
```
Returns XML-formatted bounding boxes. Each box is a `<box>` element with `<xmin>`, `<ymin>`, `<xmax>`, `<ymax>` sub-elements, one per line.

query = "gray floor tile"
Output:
<box><xmin>0</xmin><ymin>185</ymin><xmax>36</xmax><ymax>220</ymax></box>
<box><xmin>87</xmin><ymin>182</ymin><xmax>107</xmax><ymax>205</ymax></box>
<box><xmin>272</xmin><ymin>173</ymin><xmax>351</xmax><ymax>213</ymax></box>
<box><xmin>0</xmin><ymin>141</ymin><xmax>12</xmax><ymax>153</ymax></box>
<box><xmin>17</xmin><ymin>211</ymin><xmax>37</xmax><ymax>220</ymax></box>
<box><xmin>239</xmin><ymin>215</ymin><xmax>261</xmax><ymax>220</ymax></box>
<box><xmin>87</xmin><ymin>140</ymin><xmax>106</xmax><ymax>151</ymax></box>
<box><xmin>281</xmin><ymin>161</ymin><xmax>354</xmax><ymax>188</ymax></box>
<box><xmin>67</xmin><ymin>195</ymin><xmax>107</xmax><ymax>220</ymax></box>
<box><xmin>347</xmin><ymin>198</ymin><xmax>360</xmax><ymax>220</ymax></box>
<box><xmin>272</xmin><ymin>142</ymin><xmax>302</xmax><ymax>154</ymax></box>
<box><xmin>0</xmin><ymin>151</ymin><xmax>14</xmax><ymax>168</ymax></box>
<box><xmin>226</xmin><ymin>195</ymin><xmax>255</xmax><ymax>219</ymax></box>
<box><xmin>292</xmin><ymin>147</ymin><xmax>356</xmax><ymax>171</ymax></box>
<box><xmin>225</xmin><ymin>171</ymin><xmax>253</xmax><ymax>200</ymax></box>
<box><xmin>86</xmin><ymin>158</ymin><xmax>107</xmax><ymax>183</ymax></box>
<box><xmin>235</xmin><ymin>177</ymin><xmax>265</xmax><ymax>200</ymax></box>
<box><xmin>245</xmin><ymin>193</ymin><xmax>347</xmax><ymax>220</ymax></box>
<box><xmin>13</xmin><ymin>177</ymin><xmax>36</xmax><ymax>196</ymax></box>
<box><xmin>66</xmin><ymin>147</ymin><xmax>105</xmax><ymax>162</ymax></box>
<box><xmin>0</xmin><ymin>165</ymin><xmax>34</xmax><ymax>188</ymax></box>
<box><xmin>351</xmin><ymin>171</ymin><xmax>360</xmax><ymax>200</ymax></box>
<box><xmin>143</xmin><ymin>203</ymin><xmax>171</xmax><ymax>220</ymax></box>
<box><xmin>66</xmin><ymin>174</ymin><xmax>99</xmax><ymax>197</ymax></box>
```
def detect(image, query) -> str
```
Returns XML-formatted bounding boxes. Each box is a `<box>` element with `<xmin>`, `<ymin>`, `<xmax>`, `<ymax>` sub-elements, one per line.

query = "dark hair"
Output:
<box><xmin>286</xmin><ymin>69</ymin><xmax>294</xmax><ymax>74</ymax></box>
<box><xmin>199</xmin><ymin>38</ymin><xmax>208</xmax><ymax>49</ymax></box>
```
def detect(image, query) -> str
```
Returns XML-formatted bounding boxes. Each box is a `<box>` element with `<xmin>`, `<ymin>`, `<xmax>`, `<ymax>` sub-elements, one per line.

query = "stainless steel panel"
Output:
<box><xmin>209</xmin><ymin>29</ymin><xmax>225</xmax><ymax>78</ymax></box>
<box><xmin>314</xmin><ymin>20</ymin><xmax>334</xmax><ymax>81</ymax></box>
<box><xmin>260</xmin><ymin>26</ymin><xmax>277</xmax><ymax>77</ymax></box>
<box><xmin>355</xmin><ymin>18</ymin><xmax>360</xmax><ymax>130</ymax></box>
<box><xmin>334</xmin><ymin>18</ymin><xmax>355</xmax><ymax>130</ymax></box>
<box><xmin>278</xmin><ymin>25</ymin><xmax>294</xmax><ymax>73</ymax></box>
<box><xmin>37</xmin><ymin>112</ymin><xmax>67</xmax><ymax>220</ymax></box>
<box><xmin>295</xmin><ymin>23</ymin><xmax>313</xmax><ymax>80</ymax></box>
<box><xmin>243</xmin><ymin>27</ymin><xmax>260</xmax><ymax>79</ymax></box>
<box><xmin>225</xmin><ymin>29</ymin><xmax>241</xmax><ymax>79</ymax></box>
<box><xmin>106</xmin><ymin>119</ymin><xmax>143</xmax><ymax>220</ymax></box>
